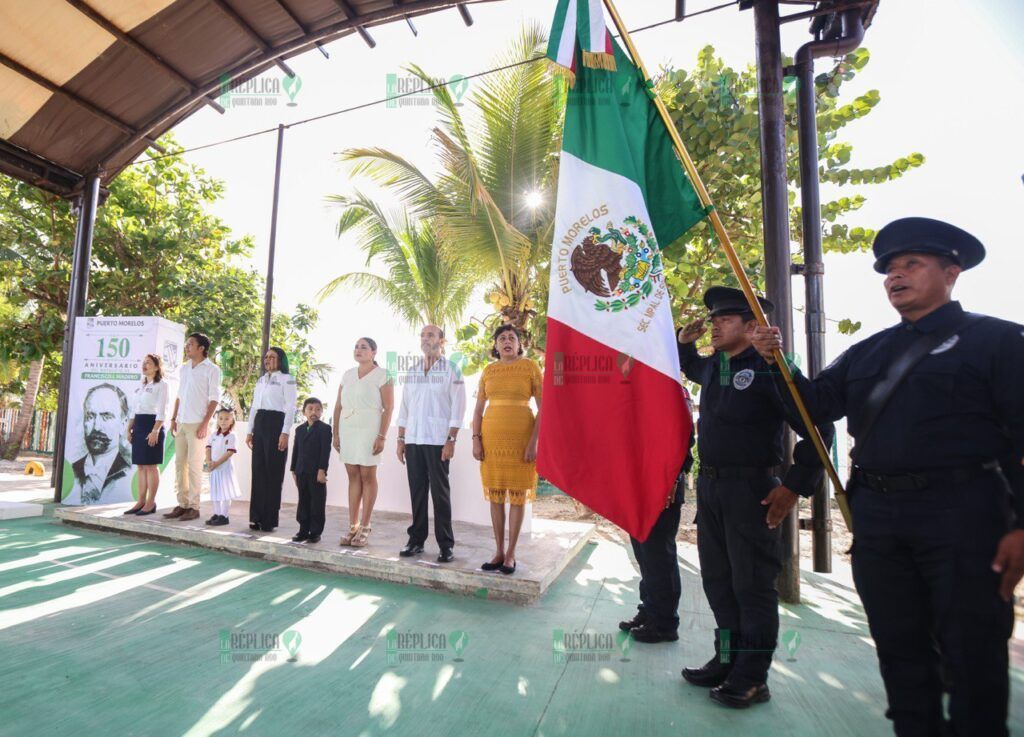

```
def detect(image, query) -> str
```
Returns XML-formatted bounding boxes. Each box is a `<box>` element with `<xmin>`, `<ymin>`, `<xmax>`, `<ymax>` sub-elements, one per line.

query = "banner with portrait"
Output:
<box><xmin>61</xmin><ymin>316</ymin><xmax>186</xmax><ymax>505</ymax></box>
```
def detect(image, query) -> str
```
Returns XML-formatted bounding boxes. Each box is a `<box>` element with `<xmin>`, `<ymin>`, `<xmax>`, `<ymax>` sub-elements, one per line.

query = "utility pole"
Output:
<box><xmin>790</xmin><ymin>8</ymin><xmax>865</xmax><ymax>573</ymax></box>
<box><xmin>261</xmin><ymin>124</ymin><xmax>286</xmax><ymax>366</ymax></box>
<box><xmin>52</xmin><ymin>174</ymin><xmax>102</xmax><ymax>501</ymax></box>
<box><xmin>752</xmin><ymin>0</ymin><xmax>800</xmax><ymax>603</ymax></box>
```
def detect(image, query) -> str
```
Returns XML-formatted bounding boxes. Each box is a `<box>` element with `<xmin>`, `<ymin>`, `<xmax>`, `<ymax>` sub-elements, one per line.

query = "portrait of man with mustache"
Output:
<box><xmin>70</xmin><ymin>383</ymin><xmax>133</xmax><ymax>504</ymax></box>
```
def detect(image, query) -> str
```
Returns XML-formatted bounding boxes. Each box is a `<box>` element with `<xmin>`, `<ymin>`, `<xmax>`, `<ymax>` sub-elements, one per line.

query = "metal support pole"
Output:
<box><xmin>753</xmin><ymin>0</ymin><xmax>800</xmax><ymax>603</ymax></box>
<box><xmin>792</xmin><ymin>8</ymin><xmax>864</xmax><ymax>572</ymax></box>
<box><xmin>52</xmin><ymin>174</ymin><xmax>101</xmax><ymax>501</ymax></box>
<box><xmin>261</xmin><ymin>124</ymin><xmax>285</xmax><ymax>365</ymax></box>
<box><xmin>795</xmin><ymin>57</ymin><xmax>832</xmax><ymax>573</ymax></box>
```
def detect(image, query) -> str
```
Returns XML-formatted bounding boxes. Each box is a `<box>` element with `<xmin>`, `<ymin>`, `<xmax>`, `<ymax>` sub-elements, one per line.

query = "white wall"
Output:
<box><xmin>231</xmin><ymin>421</ymin><xmax>532</xmax><ymax>532</ymax></box>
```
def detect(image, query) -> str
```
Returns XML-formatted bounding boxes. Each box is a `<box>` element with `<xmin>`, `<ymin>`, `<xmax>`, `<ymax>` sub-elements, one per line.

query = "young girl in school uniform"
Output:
<box><xmin>205</xmin><ymin>408</ymin><xmax>240</xmax><ymax>526</ymax></box>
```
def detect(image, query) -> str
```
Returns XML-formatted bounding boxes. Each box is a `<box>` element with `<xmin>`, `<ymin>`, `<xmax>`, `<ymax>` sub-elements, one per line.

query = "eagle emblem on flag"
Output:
<box><xmin>569</xmin><ymin>215</ymin><xmax>662</xmax><ymax>312</ymax></box>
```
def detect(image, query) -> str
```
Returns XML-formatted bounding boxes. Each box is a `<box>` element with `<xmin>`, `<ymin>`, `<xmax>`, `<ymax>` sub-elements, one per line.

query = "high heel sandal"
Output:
<box><xmin>350</xmin><ymin>525</ymin><xmax>372</xmax><ymax>547</ymax></box>
<box><xmin>339</xmin><ymin>523</ymin><xmax>361</xmax><ymax>546</ymax></box>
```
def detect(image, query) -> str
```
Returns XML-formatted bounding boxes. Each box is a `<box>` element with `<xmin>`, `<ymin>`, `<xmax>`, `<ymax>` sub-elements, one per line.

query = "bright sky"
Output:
<box><xmin>163</xmin><ymin>0</ymin><xmax>1024</xmax><ymax>404</ymax></box>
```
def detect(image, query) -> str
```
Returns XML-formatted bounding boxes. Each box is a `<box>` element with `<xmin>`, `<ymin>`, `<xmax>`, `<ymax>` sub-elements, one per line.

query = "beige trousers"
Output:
<box><xmin>174</xmin><ymin>422</ymin><xmax>206</xmax><ymax>509</ymax></box>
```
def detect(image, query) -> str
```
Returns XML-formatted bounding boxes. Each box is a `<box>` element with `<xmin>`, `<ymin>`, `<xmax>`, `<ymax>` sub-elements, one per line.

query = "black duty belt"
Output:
<box><xmin>700</xmin><ymin>466</ymin><xmax>774</xmax><ymax>480</ymax></box>
<box><xmin>850</xmin><ymin>462</ymin><xmax>1001</xmax><ymax>493</ymax></box>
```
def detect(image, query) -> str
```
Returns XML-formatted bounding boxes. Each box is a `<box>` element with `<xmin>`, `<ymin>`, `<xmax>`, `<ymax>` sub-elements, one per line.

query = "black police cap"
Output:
<box><xmin>872</xmin><ymin>217</ymin><xmax>985</xmax><ymax>273</ymax></box>
<box><xmin>703</xmin><ymin>286</ymin><xmax>774</xmax><ymax>318</ymax></box>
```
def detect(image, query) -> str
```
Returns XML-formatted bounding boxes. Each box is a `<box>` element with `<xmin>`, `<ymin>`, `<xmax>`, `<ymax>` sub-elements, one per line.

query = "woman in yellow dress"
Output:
<box><xmin>471</xmin><ymin>325</ymin><xmax>542</xmax><ymax>575</ymax></box>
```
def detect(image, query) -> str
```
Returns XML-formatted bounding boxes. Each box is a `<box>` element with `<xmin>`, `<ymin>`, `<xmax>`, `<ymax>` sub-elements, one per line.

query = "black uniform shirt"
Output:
<box><xmin>781</xmin><ymin>301</ymin><xmax>1024</xmax><ymax>520</ymax></box>
<box><xmin>290</xmin><ymin>420</ymin><xmax>332</xmax><ymax>476</ymax></box>
<box><xmin>679</xmin><ymin>342</ymin><xmax>832</xmax><ymax>497</ymax></box>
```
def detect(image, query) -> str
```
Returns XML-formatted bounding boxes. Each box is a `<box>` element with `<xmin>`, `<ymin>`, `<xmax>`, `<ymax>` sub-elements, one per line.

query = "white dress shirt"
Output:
<box><xmin>176</xmin><ymin>358</ymin><xmax>221</xmax><ymax>423</ymax></box>
<box><xmin>251</xmin><ymin>370</ymin><xmax>298</xmax><ymax>434</ymax></box>
<box><xmin>397</xmin><ymin>356</ymin><xmax>467</xmax><ymax>445</ymax></box>
<box><xmin>133</xmin><ymin>380</ymin><xmax>169</xmax><ymax>421</ymax></box>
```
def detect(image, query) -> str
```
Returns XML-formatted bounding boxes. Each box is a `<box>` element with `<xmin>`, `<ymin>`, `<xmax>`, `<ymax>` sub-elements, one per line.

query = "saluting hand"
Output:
<box><xmin>992</xmin><ymin>529</ymin><xmax>1024</xmax><ymax>602</ymax></box>
<box><xmin>762</xmin><ymin>485</ymin><xmax>798</xmax><ymax>529</ymax></box>
<box><xmin>677</xmin><ymin>319</ymin><xmax>707</xmax><ymax>344</ymax></box>
<box><xmin>751</xmin><ymin>326</ymin><xmax>783</xmax><ymax>364</ymax></box>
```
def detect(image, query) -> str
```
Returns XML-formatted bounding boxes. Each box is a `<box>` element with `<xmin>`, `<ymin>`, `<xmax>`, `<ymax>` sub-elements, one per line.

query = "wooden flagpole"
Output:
<box><xmin>600</xmin><ymin>0</ymin><xmax>853</xmax><ymax>532</ymax></box>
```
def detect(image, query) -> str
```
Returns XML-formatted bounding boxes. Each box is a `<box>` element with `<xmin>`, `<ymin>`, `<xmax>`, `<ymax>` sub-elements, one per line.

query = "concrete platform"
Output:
<box><xmin>54</xmin><ymin>500</ymin><xmax>594</xmax><ymax>604</ymax></box>
<box><xmin>0</xmin><ymin>500</ymin><xmax>44</xmax><ymax>519</ymax></box>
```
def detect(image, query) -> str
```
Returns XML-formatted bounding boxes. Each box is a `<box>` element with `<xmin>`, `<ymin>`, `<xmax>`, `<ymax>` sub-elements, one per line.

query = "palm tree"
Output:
<box><xmin>1</xmin><ymin>357</ymin><xmax>44</xmax><ymax>460</ymax></box>
<box><xmin>318</xmin><ymin>191</ymin><xmax>474</xmax><ymax>330</ymax></box>
<box><xmin>336</xmin><ymin>22</ymin><xmax>562</xmax><ymax>341</ymax></box>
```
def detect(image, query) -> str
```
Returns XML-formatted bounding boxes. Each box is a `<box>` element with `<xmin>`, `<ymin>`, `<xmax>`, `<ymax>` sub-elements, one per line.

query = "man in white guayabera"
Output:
<box><xmin>396</xmin><ymin>325</ymin><xmax>466</xmax><ymax>563</ymax></box>
<box><xmin>164</xmin><ymin>332</ymin><xmax>220</xmax><ymax>522</ymax></box>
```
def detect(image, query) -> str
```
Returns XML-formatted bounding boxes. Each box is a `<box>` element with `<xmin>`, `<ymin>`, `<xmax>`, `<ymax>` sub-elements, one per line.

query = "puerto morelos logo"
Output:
<box><xmin>568</xmin><ymin>215</ymin><xmax>663</xmax><ymax>313</ymax></box>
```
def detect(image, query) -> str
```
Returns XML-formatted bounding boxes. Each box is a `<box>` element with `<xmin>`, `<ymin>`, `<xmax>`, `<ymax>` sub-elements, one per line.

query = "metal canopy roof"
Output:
<box><xmin>0</xmin><ymin>0</ymin><xmax>492</xmax><ymax>197</ymax></box>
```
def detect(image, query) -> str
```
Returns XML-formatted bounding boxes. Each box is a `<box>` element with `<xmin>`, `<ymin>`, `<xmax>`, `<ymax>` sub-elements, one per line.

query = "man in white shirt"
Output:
<box><xmin>396</xmin><ymin>325</ymin><xmax>467</xmax><ymax>562</ymax></box>
<box><xmin>164</xmin><ymin>333</ymin><xmax>221</xmax><ymax>521</ymax></box>
<box><xmin>69</xmin><ymin>383</ymin><xmax>132</xmax><ymax>504</ymax></box>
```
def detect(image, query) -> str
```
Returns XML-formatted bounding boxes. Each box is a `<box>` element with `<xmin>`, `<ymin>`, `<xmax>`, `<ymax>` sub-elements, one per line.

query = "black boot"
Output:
<box><xmin>630</xmin><ymin>622</ymin><xmax>678</xmax><ymax>643</ymax></box>
<box><xmin>618</xmin><ymin>609</ymin><xmax>648</xmax><ymax>632</ymax></box>
<box><xmin>709</xmin><ymin>681</ymin><xmax>770</xmax><ymax>709</ymax></box>
<box><xmin>682</xmin><ymin>628</ymin><xmax>733</xmax><ymax>687</ymax></box>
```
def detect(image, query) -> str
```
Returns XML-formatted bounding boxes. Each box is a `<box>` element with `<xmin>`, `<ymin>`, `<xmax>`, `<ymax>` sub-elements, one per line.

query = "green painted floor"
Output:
<box><xmin>1</xmin><ymin>506</ymin><xmax>1021</xmax><ymax>737</ymax></box>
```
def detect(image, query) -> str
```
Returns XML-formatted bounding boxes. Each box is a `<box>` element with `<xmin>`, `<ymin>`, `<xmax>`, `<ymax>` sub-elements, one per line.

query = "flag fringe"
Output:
<box><xmin>546</xmin><ymin>58</ymin><xmax>577</xmax><ymax>88</ymax></box>
<box><xmin>581</xmin><ymin>50</ymin><xmax>616</xmax><ymax>71</ymax></box>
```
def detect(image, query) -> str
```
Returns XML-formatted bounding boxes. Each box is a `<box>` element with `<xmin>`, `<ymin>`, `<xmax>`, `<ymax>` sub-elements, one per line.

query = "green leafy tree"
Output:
<box><xmin>0</xmin><ymin>138</ymin><xmax>323</xmax><ymax>457</ymax></box>
<box><xmin>655</xmin><ymin>46</ymin><xmax>923</xmax><ymax>331</ymax></box>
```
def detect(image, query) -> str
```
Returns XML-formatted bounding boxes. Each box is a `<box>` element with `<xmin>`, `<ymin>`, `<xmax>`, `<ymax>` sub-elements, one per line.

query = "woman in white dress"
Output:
<box><xmin>332</xmin><ymin>337</ymin><xmax>394</xmax><ymax>547</ymax></box>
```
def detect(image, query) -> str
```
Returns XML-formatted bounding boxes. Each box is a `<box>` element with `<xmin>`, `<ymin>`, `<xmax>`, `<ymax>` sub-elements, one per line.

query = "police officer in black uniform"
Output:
<box><xmin>752</xmin><ymin>217</ymin><xmax>1024</xmax><ymax>736</ymax></box>
<box><xmin>678</xmin><ymin>286</ymin><xmax>834</xmax><ymax>708</ymax></box>
<box><xmin>619</xmin><ymin>440</ymin><xmax>694</xmax><ymax>644</ymax></box>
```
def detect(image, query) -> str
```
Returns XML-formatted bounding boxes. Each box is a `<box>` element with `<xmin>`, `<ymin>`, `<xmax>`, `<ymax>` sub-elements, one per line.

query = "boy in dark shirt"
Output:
<box><xmin>290</xmin><ymin>397</ymin><xmax>332</xmax><ymax>543</ymax></box>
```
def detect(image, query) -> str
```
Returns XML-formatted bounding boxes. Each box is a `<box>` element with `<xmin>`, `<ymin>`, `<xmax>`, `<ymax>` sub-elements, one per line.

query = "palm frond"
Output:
<box><xmin>340</xmin><ymin>147</ymin><xmax>447</xmax><ymax>215</ymax></box>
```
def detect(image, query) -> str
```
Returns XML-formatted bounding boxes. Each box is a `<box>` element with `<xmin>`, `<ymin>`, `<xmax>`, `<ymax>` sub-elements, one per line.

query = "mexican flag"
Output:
<box><xmin>537</xmin><ymin>0</ymin><xmax>706</xmax><ymax>541</ymax></box>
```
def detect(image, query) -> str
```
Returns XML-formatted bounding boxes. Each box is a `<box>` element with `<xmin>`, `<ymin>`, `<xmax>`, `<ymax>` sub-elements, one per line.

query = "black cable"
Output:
<box><xmin>624</xmin><ymin>0</ymin><xmax>740</xmax><ymax>34</ymax></box>
<box><xmin>132</xmin><ymin>2</ymin><xmax>741</xmax><ymax>166</ymax></box>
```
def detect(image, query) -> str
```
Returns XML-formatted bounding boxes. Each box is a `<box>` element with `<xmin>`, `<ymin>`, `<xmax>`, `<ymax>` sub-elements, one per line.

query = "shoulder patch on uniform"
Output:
<box><xmin>930</xmin><ymin>334</ymin><xmax>959</xmax><ymax>355</ymax></box>
<box><xmin>733</xmin><ymin>368</ymin><xmax>755</xmax><ymax>390</ymax></box>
